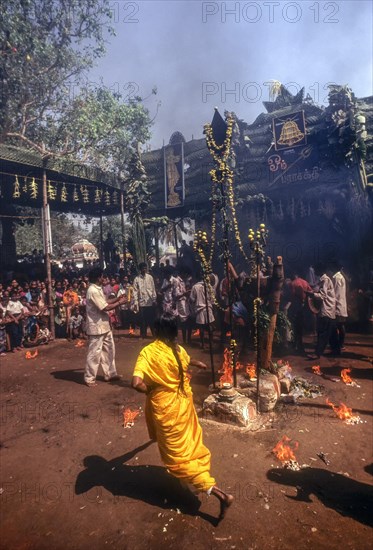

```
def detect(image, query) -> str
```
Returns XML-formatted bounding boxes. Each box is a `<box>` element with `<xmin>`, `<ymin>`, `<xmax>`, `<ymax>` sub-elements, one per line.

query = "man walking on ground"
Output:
<box><xmin>133</xmin><ymin>262</ymin><xmax>157</xmax><ymax>338</ymax></box>
<box><xmin>331</xmin><ymin>261</ymin><xmax>348</xmax><ymax>352</ymax></box>
<box><xmin>307</xmin><ymin>263</ymin><xmax>336</xmax><ymax>360</ymax></box>
<box><xmin>84</xmin><ymin>268</ymin><xmax>127</xmax><ymax>387</ymax></box>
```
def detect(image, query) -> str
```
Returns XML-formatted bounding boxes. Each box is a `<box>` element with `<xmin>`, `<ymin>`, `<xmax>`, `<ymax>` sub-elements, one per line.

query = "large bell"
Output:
<box><xmin>277</xmin><ymin>120</ymin><xmax>305</xmax><ymax>147</ymax></box>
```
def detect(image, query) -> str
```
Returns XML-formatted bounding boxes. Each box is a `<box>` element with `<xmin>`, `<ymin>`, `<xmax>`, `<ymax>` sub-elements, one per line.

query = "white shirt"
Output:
<box><xmin>333</xmin><ymin>271</ymin><xmax>348</xmax><ymax>318</ymax></box>
<box><xmin>314</xmin><ymin>274</ymin><xmax>336</xmax><ymax>319</ymax></box>
<box><xmin>85</xmin><ymin>284</ymin><xmax>111</xmax><ymax>335</ymax></box>
<box><xmin>189</xmin><ymin>281</ymin><xmax>215</xmax><ymax>325</ymax></box>
<box><xmin>172</xmin><ymin>276</ymin><xmax>190</xmax><ymax>321</ymax></box>
<box><xmin>133</xmin><ymin>273</ymin><xmax>156</xmax><ymax>308</ymax></box>
<box><xmin>6</xmin><ymin>299</ymin><xmax>23</xmax><ymax>316</ymax></box>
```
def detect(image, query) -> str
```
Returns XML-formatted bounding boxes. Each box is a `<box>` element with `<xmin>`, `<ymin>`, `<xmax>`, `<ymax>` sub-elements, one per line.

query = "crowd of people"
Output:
<box><xmin>1</xmin><ymin>253</ymin><xmax>371</xmax><ymax>523</ymax></box>
<box><xmin>1</xmin><ymin>249</ymin><xmax>372</xmax><ymax>358</ymax></box>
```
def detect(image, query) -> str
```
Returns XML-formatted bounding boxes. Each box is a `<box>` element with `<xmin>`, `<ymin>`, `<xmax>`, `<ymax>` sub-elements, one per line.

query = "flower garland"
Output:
<box><xmin>204</xmin><ymin>115</ymin><xmax>235</xmax><ymax>163</ymax></box>
<box><xmin>253</xmin><ymin>297</ymin><xmax>261</xmax><ymax>351</ymax></box>
<box><xmin>209</xmin><ymin>163</ymin><xmax>234</xmax><ymax>186</ymax></box>
<box><xmin>208</xmin><ymin>200</ymin><xmax>217</xmax><ymax>265</ymax></box>
<box><xmin>193</xmin><ymin>231</ymin><xmax>225</xmax><ymax>312</ymax></box>
<box><xmin>227</xmin><ymin>179</ymin><xmax>252</xmax><ymax>264</ymax></box>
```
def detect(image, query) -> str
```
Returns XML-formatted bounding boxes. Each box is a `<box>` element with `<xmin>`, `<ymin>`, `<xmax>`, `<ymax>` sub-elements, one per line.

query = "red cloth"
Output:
<box><xmin>290</xmin><ymin>277</ymin><xmax>312</xmax><ymax>303</ymax></box>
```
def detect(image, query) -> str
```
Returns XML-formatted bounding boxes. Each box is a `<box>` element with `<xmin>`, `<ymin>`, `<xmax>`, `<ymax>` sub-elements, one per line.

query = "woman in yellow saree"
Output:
<box><xmin>132</xmin><ymin>313</ymin><xmax>233</xmax><ymax>519</ymax></box>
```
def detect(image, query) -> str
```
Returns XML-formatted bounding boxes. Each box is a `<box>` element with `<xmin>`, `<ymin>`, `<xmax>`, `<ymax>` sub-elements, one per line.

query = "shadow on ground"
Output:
<box><xmin>75</xmin><ymin>441</ymin><xmax>220</xmax><ymax>526</ymax></box>
<box><xmin>267</xmin><ymin>466</ymin><xmax>373</xmax><ymax>527</ymax></box>
<box><xmin>50</xmin><ymin>369</ymin><xmax>131</xmax><ymax>388</ymax></box>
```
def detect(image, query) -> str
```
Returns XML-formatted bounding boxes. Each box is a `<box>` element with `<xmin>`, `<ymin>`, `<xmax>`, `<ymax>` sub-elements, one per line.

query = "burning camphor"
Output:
<box><xmin>340</xmin><ymin>368</ymin><xmax>359</xmax><ymax>386</ymax></box>
<box><xmin>74</xmin><ymin>340</ymin><xmax>85</xmax><ymax>348</ymax></box>
<box><xmin>272</xmin><ymin>435</ymin><xmax>300</xmax><ymax>470</ymax></box>
<box><xmin>219</xmin><ymin>348</ymin><xmax>233</xmax><ymax>386</ymax></box>
<box><xmin>312</xmin><ymin>365</ymin><xmax>322</xmax><ymax>376</ymax></box>
<box><xmin>123</xmin><ymin>408</ymin><xmax>141</xmax><ymax>429</ymax></box>
<box><xmin>326</xmin><ymin>398</ymin><xmax>362</xmax><ymax>424</ymax></box>
<box><xmin>25</xmin><ymin>350</ymin><xmax>38</xmax><ymax>359</ymax></box>
<box><xmin>246</xmin><ymin>363</ymin><xmax>257</xmax><ymax>379</ymax></box>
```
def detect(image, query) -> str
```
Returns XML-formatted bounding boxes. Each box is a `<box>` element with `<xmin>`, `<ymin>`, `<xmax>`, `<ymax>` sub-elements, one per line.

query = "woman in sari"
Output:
<box><xmin>131</xmin><ymin>313</ymin><xmax>233</xmax><ymax>519</ymax></box>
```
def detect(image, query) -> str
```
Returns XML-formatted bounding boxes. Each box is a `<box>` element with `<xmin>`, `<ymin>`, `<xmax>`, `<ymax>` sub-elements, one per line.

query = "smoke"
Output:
<box><xmin>90</xmin><ymin>0</ymin><xmax>372</xmax><ymax>148</ymax></box>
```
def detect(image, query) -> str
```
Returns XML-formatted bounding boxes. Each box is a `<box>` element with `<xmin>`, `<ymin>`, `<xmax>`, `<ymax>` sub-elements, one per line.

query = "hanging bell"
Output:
<box><xmin>13</xmin><ymin>175</ymin><xmax>21</xmax><ymax>198</ymax></box>
<box><xmin>61</xmin><ymin>184</ymin><xmax>68</xmax><ymax>202</ymax></box>
<box><xmin>94</xmin><ymin>188</ymin><xmax>102</xmax><ymax>203</ymax></box>
<box><xmin>48</xmin><ymin>180</ymin><xmax>57</xmax><ymax>200</ymax></box>
<box><xmin>73</xmin><ymin>186</ymin><xmax>79</xmax><ymax>202</ymax></box>
<box><xmin>30</xmin><ymin>177</ymin><xmax>38</xmax><ymax>199</ymax></box>
<box><xmin>278</xmin><ymin>119</ymin><xmax>304</xmax><ymax>147</ymax></box>
<box><xmin>80</xmin><ymin>185</ymin><xmax>90</xmax><ymax>203</ymax></box>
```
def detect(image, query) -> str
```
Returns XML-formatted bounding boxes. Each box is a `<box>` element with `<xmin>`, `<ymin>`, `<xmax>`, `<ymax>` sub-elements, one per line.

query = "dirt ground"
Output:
<box><xmin>1</xmin><ymin>329</ymin><xmax>372</xmax><ymax>550</ymax></box>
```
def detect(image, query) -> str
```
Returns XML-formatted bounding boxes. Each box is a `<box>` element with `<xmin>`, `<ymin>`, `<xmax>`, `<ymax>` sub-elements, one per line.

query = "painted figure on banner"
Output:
<box><xmin>166</xmin><ymin>149</ymin><xmax>182</xmax><ymax>207</ymax></box>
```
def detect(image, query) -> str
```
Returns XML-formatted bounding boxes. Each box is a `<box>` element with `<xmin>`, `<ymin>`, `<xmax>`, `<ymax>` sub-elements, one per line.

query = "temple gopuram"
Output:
<box><xmin>143</xmin><ymin>84</ymin><xmax>372</xmax><ymax>276</ymax></box>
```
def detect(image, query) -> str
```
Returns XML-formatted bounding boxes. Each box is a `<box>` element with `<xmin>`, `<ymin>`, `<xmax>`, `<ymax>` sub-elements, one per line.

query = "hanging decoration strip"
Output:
<box><xmin>4</xmin><ymin>171</ymin><xmax>119</xmax><ymax>208</ymax></box>
<box><xmin>13</xmin><ymin>175</ymin><xmax>20</xmax><ymax>198</ymax></box>
<box><xmin>61</xmin><ymin>183</ymin><xmax>68</xmax><ymax>202</ymax></box>
<box><xmin>47</xmin><ymin>180</ymin><xmax>57</xmax><ymax>200</ymax></box>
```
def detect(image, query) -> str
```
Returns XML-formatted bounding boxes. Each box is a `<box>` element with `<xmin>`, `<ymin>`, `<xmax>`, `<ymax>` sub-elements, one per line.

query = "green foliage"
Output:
<box><xmin>14</xmin><ymin>209</ymin><xmax>87</xmax><ymax>256</ymax></box>
<box><xmin>1</xmin><ymin>0</ymin><xmax>114</xmax><ymax>147</ymax></box>
<box><xmin>47</xmin><ymin>86</ymin><xmax>152</xmax><ymax>168</ymax></box>
<box><xmin>257</xmin><ymin>308</ymin><xmax>293</xmax><ymax>345</ymax></box>
<box><xmin>1</xmin><ymin>0</ymin><xmax>153</xmax><ymax>166</ymax></box>
<box><xmin>125</xmin><ymin>151</ymin><xmax>150</xmax><ymax>266</ymax></box>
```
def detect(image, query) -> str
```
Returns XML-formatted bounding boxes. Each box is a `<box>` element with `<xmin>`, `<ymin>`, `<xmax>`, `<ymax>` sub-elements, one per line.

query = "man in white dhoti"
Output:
<box><xmin>84</xmin><ymin>268</ymin><xmax>127</xmax><ymax>387</ymax></box>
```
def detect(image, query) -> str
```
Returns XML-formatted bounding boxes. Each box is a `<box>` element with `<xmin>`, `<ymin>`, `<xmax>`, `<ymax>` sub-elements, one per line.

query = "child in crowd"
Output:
<box><xmin>54</xmin><ymin>297</ymin><xmax>67</xmax><ymax>339</ymax></box>
<box><xmin>69</xmin><ymin>306</ymin><xmax>84</xmax><ymax>339</ymax></box>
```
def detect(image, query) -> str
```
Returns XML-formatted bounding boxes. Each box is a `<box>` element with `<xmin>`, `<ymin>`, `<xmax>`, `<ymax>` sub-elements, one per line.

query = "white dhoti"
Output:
<box><xmin>84</xmin><ymin>331</ymin><xmax>117</xmax><ymax>384</ymax></box>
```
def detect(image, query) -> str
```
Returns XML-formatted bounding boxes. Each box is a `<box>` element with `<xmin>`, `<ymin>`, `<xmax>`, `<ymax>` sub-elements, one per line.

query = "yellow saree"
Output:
<box><xmin>133</xmin><ymin>339</ymin><xmax>215</xmax><ymax>492</ymax></box>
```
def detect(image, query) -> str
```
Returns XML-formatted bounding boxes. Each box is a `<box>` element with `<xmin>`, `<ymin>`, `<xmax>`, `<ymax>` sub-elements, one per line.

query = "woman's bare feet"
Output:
<box><xmin>211</xmin><ymin>486</ymin><xmax>234</xmax><ymax>519</ymax></box>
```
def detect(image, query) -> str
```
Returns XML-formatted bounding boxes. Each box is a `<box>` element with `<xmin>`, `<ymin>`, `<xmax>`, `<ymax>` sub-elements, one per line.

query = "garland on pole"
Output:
<box><xmin>202</xmin><ymin>109</ymin><xmax>272</xmax><ymax>392</ymax></box>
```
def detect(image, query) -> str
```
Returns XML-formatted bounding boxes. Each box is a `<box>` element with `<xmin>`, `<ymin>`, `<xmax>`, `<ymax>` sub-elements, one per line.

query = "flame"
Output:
<box><xmin>219</xmin><ymin>348</ymin><xmax>233</xmax><ymax>385</ymax></box>
<box><xmin>272</xmin><ymin>435</ymin><xmax>299</xmax><ymax>463</ymax></box>
<box><xmin>25</xmin><ymin>350</ymin><xmax>38</xmax><ymax>359</ymax></box>
<box><xmin>326</xmin><ymin>398</ymin><xmax>353</xmax><ymax>421</ymax></box>
<box><xmin>235</xmin><ymin>360</ymin><xmax>245</xmax><ymax>371</ymax></box>
<box><xmin>341</xmin><ymin>368</ymin><xmax>353</xmax><ymax>384</ymax></box>
<box><xmin>193</xmin><ymin>329</ymin><xmax>200</xmax><ymax>337</ymax></box>
<box><xmin>226</xmin><ymin>332</ymin><xmax>231</xmax><ymax>337</ymax></box>
<box><xmin>123</xmin><ymin>407</ymin><xmax>140</xmax><ymax>428</ymax></box>
<box><xmin>128</xmin><ymin>328</ymin><xmax>135</xmax><ymax>335</ymax></box>
<box><xmin>312</xmin><ymin>365</ymin><xmax>322</xmax><ymax>376</ymax></box>
<box><xmin>74</xmin><ymin>340</ymin><xmax>85</xmax><ymax>347</ymax></box>
<box><xmin>246</xmin><ymin>363</ymin><xmax>257</xmax><ymax>379</ymax></box>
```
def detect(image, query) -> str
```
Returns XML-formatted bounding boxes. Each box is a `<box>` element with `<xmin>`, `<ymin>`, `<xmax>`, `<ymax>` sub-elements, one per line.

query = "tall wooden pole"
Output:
<box><xmin>220</xmin><ymin>180</ymin><xmax>236</xmax><ymax>387</ymax></box>
<box><xmin>173</xmin><ymin>220</ymin><xmax>179</xmax><ymax>262</ymax></box>
<box><xmin>154</xmin><ymin>225</ymin><xmax>160</xmax><ymax>269</ymax></box>
<box><xmin>41</xmin><ymin>162</ymin><xmax>55</xmax><ymax>338</ymax></box>
<box><xmin>202</xmin><ymin>276</ymin><xmax>216</xmax><ymax>388</ymax></box>
<box><xmin>120</xmin><ymin>186</ymin><xmax>127</xmax><ymax>272</ymax></box>
<box><xmin>255</xmin><ymin>245</ymin><xmax>261</xmax><ymax>412</ymax></box>
<box><xmin>99</xmin><ymin>211</ymin><xmax>104</xmax><ymax>269</ymax></box>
